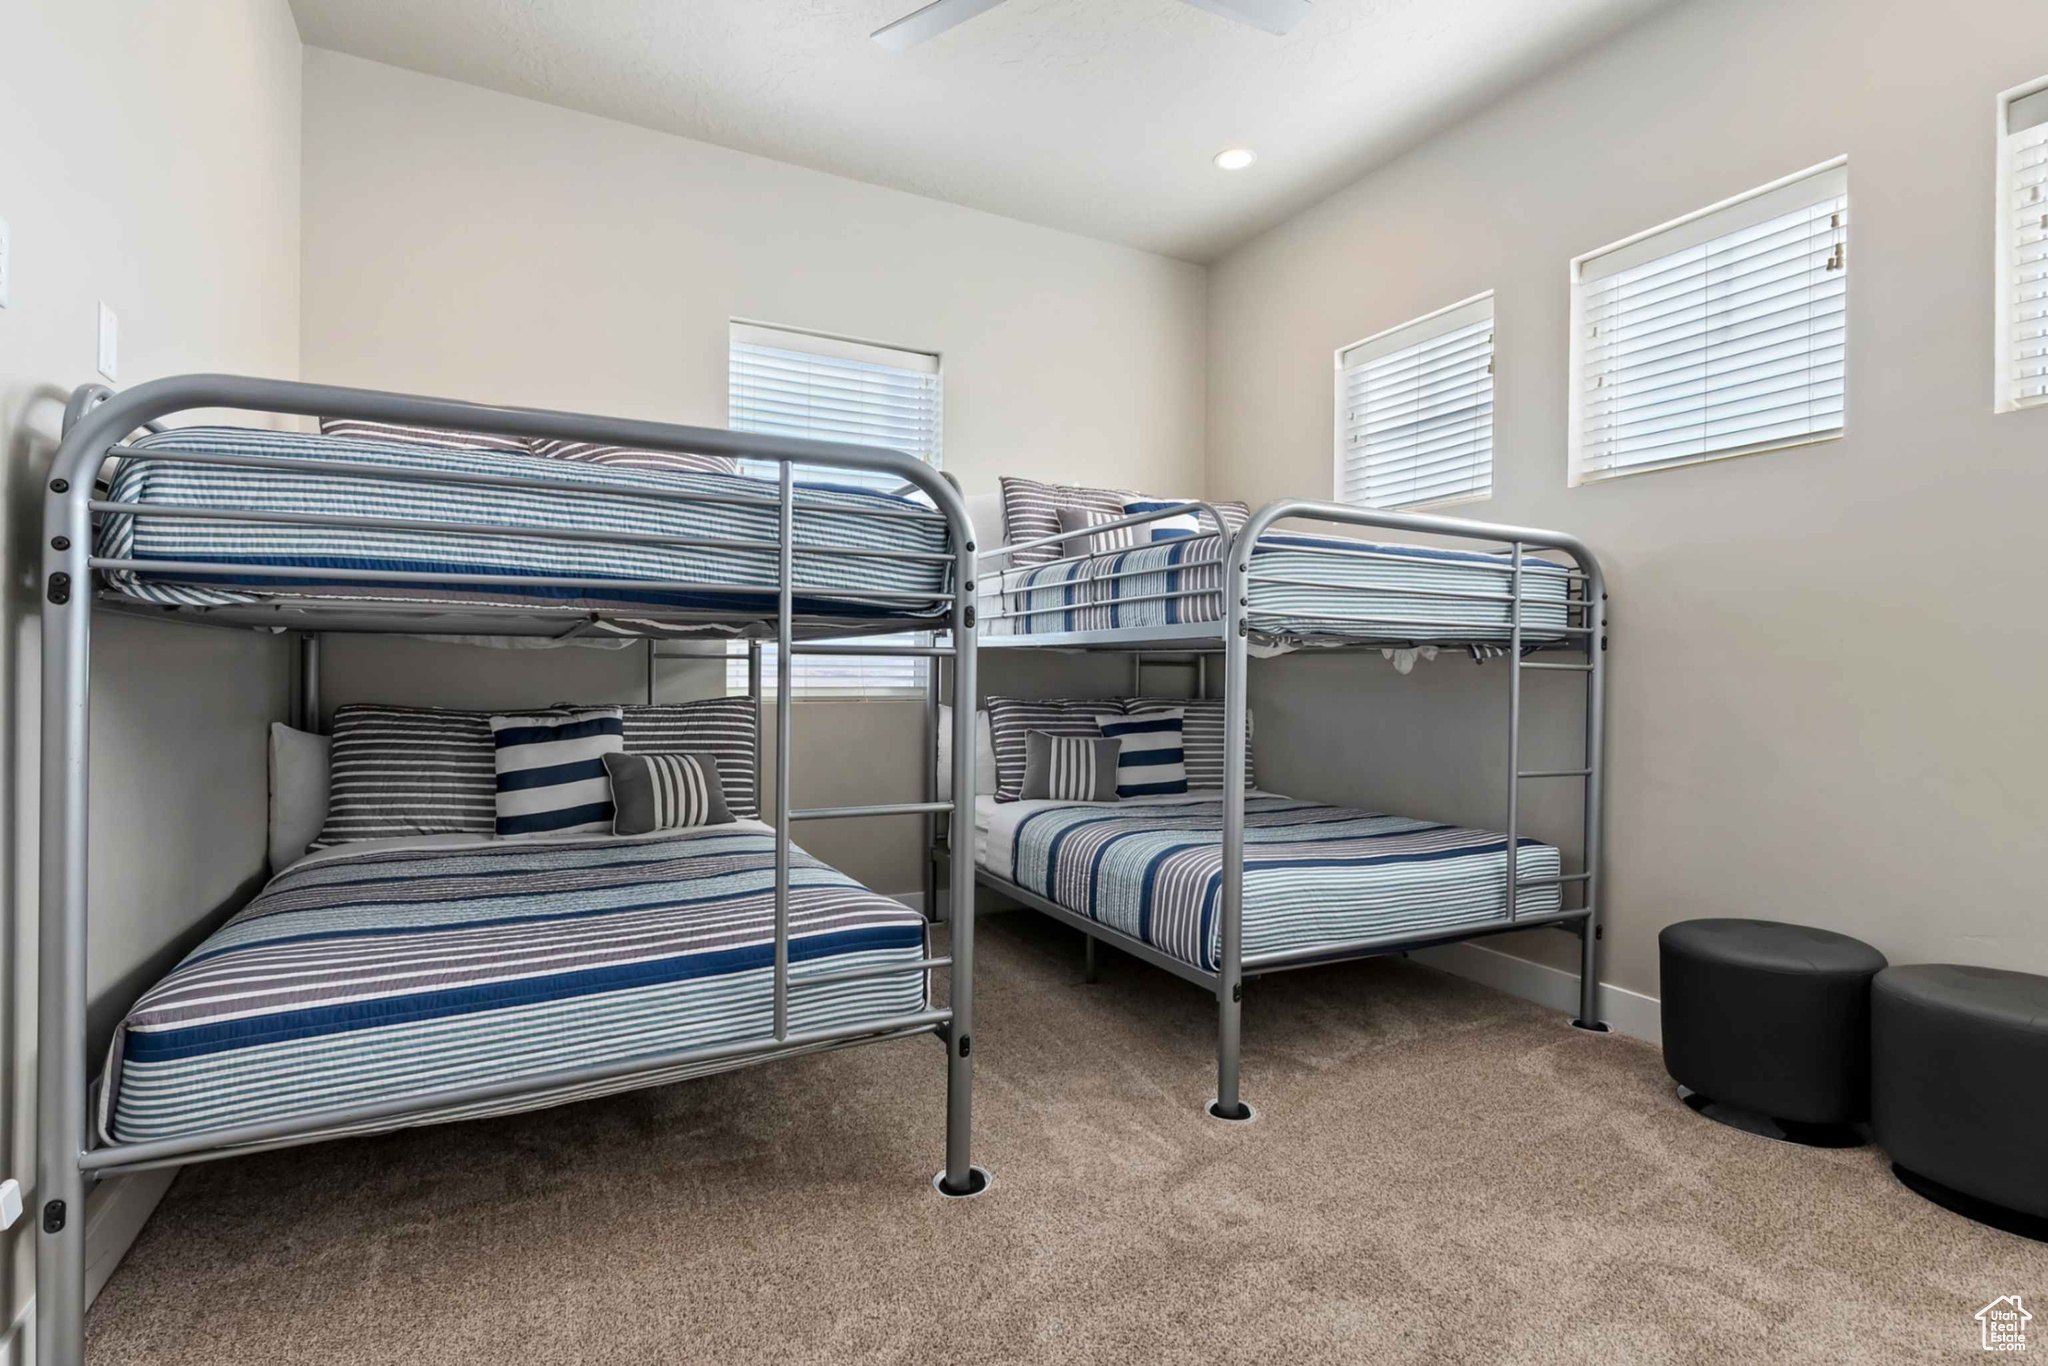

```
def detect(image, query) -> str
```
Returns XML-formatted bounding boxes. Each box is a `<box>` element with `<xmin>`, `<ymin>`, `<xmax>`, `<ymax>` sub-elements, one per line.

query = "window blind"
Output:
<box><xmin>1336</xmin><ymin>294</ymin><xmax>1494</xmax><ymax>510</ymax></box>
<box><xmin>1572</xmin><ymin>162</ymin><xmax>1848</xmax><ymax>482</ymax></box>
<box><xmin>727</xmin><ymin>322</ymin><xmax>942</xmax><ymax>494</ymax></box>
<box><xmin>725</xmin><ymin>634</ymin><xmax>927</xmax><ymax>700</ymax></box>
<box><xmin>2002</xmin><ymin>87</ymin><xmax>2048</xmax><ymax>410</ymax></box>
<box><xmin>726</xmin><ymin>322</ymin><xmax>940</xmax><ymax>699</ymax></box>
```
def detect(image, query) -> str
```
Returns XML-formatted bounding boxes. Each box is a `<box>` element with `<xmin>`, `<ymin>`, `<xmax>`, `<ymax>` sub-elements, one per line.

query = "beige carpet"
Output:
<box><xmin>87</xmin><ymin>911</ymin><xmax>2044</xmax><ymax>1365</ymax></box>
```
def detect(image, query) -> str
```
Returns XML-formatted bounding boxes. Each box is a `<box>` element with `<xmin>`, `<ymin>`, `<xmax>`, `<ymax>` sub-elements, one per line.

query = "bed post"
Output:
<box><xmin>935</xmin><ymin>477</ymin><xmax>987</xmax><ymax>1196</ymax></box>
<box><xmin>1211</xmin><ymin>511</ymin><xmax>1257</xmax><ymax>1123</ymax></box>
<box><xmin>1573</xmin><ymin>560</ymin><xmax>1610</xmax><ymax>1032</ymax></box>
<box><xmin>772</xmin><ymin>464</ymin><xmax>794</xmax><ymax>1043</ymax></box>
<box><xmin>748</xmin><ymin>639</ymin><xmax>764</xmax><ymax>814</ymax></box>
<box><xmin>39</xmin><ymin>407</ymin><xmax>115</xmax><ymax>1366</ymax></box>
<box><xmin>923</xmin><ymin>647</ymin><xmax>940</xmax><ymax>922</ymax></box>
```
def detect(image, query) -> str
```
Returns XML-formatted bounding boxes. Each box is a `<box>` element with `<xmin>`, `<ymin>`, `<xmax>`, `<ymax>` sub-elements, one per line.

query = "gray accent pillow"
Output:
<box><xmin>318</xmin><ymin>417</ymin><xmax>532</xmax><ymax>455</ymax></box>
<box><xmin>603</xmin><ymin>751</ymin><xmax>734</xmax><ymax>834</ymax></box>
<box><xmin>530</xmin><ymin>439</ymin><xmax>739</xmax><ymax>477</ymax></box>
<box><xmin>1021</xmin><ymin>732</ymin><xmax>1122</xmax><ymax>802</ymax></box>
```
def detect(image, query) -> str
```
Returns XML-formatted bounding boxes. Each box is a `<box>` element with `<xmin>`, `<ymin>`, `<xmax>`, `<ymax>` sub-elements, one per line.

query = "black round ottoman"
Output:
<box><xmin>1660</xmin><ymin>918</ymin><xmax>1887</xmax><ymax>1145</ymax></box>
<box><xmin>1873</xmin><ymin>964</ymin><xmax>2048</xmax><ymax>1240</ymax></box>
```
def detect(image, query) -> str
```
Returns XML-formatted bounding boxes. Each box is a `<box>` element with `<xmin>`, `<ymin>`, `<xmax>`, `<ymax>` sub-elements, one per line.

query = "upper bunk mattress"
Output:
<box><xmin>94</xmin><ymin>426</ymin><xmax>954</xmax><ymax>623</ymax></box>
<box><xmin>978</xmin><ymin>792</ymin><xmax>1562</xmax><ymax>971</ymax></box>
<box><xmin>99</xmin><ymin>825</ymin><xmax>929</xmax><ymax>1147</ymax></box>
<box><xmin>984</xmin><ymin>531</ymin><xmax>1575</xmax><ymax>646</ymax></box>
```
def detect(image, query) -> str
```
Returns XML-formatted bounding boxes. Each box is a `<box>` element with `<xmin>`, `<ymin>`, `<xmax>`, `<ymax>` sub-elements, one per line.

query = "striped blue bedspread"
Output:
<box><xmin>1002</xmin><ymin>796</ymin><xmax>1562</xmax><ymax>971</ymax></box>
<box><xmin>101</xmin><ymin>828</ymin><xmax>929</xmax><ymax>1146</ymax></box>
<box><xmin>991</xmin><ymin>531</ymin><xmax>1574</xmax><ymax>643</ymax></box>
<box><xmin>96</xmin><ymin>426</ymin><xmax>953</xmax><ymax>620</ymax></box>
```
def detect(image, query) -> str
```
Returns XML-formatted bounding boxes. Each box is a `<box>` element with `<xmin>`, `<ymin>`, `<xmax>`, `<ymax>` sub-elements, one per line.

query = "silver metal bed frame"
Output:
<box><xmin>38</xmin><ymin>375</ymin><xmax>987</xmax><ymax>1366</ymax></box>
<box><xmin>954</xmin><ymin>497</ymin><xmax>1609</xmax><ymax>1122</ymax></box>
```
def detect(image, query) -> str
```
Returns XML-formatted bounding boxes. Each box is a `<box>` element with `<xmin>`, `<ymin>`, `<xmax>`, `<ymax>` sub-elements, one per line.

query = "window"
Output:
<box><xmin>1570</xmin><ymin>159</ymin><xmax>1848</xmax><ymax>484</ymax></box>
<box><xmin>1999</xmin><ymin>79</ymin><xmax>2048</xmax><ymax>412</ymax></box>
<box><xmin>725</xmin><ymin>321</ymin><xmax>942</xmax><ymax>699</ymax></box>
<box><xmin>724</xmin><ymin>637</ymin><xmax>926</xmax><ymax>700</ymax></box>
<box><xmin>727</xmin><ymin>321</ymin><xmax>942</xmax><ymax>492</ymax></box>
<box><xmin>1335</xmin><ymin>293</ymin><xmax>1494</xmax><ymax>510</ymax></box>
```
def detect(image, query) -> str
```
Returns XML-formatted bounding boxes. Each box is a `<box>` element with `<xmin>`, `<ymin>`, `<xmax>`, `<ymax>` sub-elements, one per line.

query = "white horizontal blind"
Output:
<box><xmin>2003</xmin><ymin>88</ymin><xmax>2048</xmax><ymax>409</ymax></box>
<box><xmin>1336</xmin><ymin>294</ymin><xmax>1494</xmax><ymax>509</ymax></box>
<box><xmin>1574</xmin><ymin>163</ymin><xmax>1848</xmax><ymax>482</ymax></box>
<box><xmin>727</xmin><ymin>322</ymin><xmax>942</xmax><ymax>494</ymax></box>
<box><xmin>726</xmin><ymin>322</ymin><xmax>939</xmax><ymax>698</ymax></box>
<box><xmin>726</xmin><ymin>634</ymin><xmax>927</xmax><ymax>700</ymax></box>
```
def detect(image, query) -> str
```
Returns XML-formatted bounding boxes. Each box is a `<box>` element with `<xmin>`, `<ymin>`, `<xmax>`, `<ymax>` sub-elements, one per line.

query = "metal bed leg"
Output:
<box><xmin>645</xmin><ymin>637</ymin><xmax>658</xmax><ymax>704</ymax></box>
<box><xmin>1083</xmin><ymin>934</ymin><xmax>1099</xmax><ymax>983</ymax></box>
<box><xmin>936</xmin><ymin>525</ymin><xmax>988</xmax><ymax>1197</ymax></box>
<box><xmin>1209</xmin><ymin>532</ymin><xmax>1255</xmax><ymax>1123</ymax></box>
<box><xmin>924</xmin><ymin>651</ymin><xmax>941</xmax><ymax>922</ymax></box>
<box><xmin>1573</xmin><ymin>574</ymin><xmax>1611</xmax><ymax>1033</ymax></box>
<box><xmin>41</xmin><ymin>431</ymin><xmax>98</xmax><ymax>1366</ymax></box>
<box><xmin>748</xmin><ymin>639</ymin><xmax>763</xmax><ymax>819</ymax></box>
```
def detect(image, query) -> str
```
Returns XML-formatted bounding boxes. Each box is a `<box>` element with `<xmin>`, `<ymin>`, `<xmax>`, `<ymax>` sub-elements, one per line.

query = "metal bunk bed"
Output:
<box><xmin>38</xmin><ymin>375</ymin><xmax>988</xmax><ymax>1366</ymax></box>
<box><xmin>952</xmin><ymin>496</ymin><xmax>1609</xmax><ymax>1122</ymax></box>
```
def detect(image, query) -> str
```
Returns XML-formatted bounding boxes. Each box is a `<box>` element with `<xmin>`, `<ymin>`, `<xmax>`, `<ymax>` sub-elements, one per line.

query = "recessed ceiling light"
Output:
<box><xmin>1214</xmin><ymin>148</ymin><xmax>1258</xmax><ymax>171</ymax></box>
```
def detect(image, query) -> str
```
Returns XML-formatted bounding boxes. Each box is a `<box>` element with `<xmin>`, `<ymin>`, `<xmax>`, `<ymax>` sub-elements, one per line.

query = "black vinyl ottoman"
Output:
<box><xmin>1873</xmin><ymin>964</ymin><xmax>2048</xmax><ymax>1241</ymax></box>
<box><xmin>1660</xmin><ymin>918</ymin><xmax>1887</xmax><ymax>1145</ymax></box>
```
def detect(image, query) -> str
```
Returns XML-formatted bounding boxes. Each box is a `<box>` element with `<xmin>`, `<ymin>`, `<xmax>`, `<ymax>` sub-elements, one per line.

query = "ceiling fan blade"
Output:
<box><xmin>1179</xmin><ymin>0</ymin><xmax>1311</xmax><ymax>36</ymax></box>
<box><xmin>871</xmin><ymin>0</ymin><xmax>1012</xmax><ymax>50</ymax></box>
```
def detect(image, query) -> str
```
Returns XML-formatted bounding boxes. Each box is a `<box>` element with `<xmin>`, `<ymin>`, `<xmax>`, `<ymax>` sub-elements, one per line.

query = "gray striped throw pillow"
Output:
<box><xmin>603</xmin><ymin>751</ymin><xmax>733</xmax><ymax>834</ymax></box>
<box><xmin>1021</xmin><ymin>733</ymin><xmax>1122</xmax><ymax>802</ymax></box>
<box><xmin>530</xmin><ymin>439</ymin><xmax>739</xmax><ymax>477</ymax></box>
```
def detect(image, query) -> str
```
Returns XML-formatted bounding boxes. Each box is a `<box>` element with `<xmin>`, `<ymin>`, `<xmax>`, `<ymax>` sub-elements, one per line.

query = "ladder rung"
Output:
<box><xmin>790</xmin><ymin>801</ymin><xmax>954</xmax><ymax>820</ymax></box>
<box><xmin>1518</xmin><ymin>661</ymin><xmax>1593</xmax><ymax>672</ymax></box>
<box><xmin>1515</xmin><ymin>873</ymin><xmax>1593</xmax><ymax>890</ymax></box>
<box><xmin>1517</xmin><ymin>768</ymin><xmax>1593</xmax><ymax>780</ymax></box>
<box><xmin>789</xmin><ymin>956</ymin><xmax>952</xmax><ymax>989</ymax></box>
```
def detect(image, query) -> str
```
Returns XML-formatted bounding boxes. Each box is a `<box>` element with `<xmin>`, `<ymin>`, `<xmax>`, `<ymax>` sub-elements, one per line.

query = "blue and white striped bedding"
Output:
<box><xmin>100</xmin><ymin>826</ymin><xmax>929</xmax><ymax>1146</ymax></box>
<box><xmin>989</xmin><ymin>531</ymin><xmax>1574</xmax><ymax>643</ymax></box>
<box><xmin>95</xmin><ymin>426</ymin><xmax>953</xmax><ymax>620</ymax></box>
<box><xmin>981</xmin><ymin>793</ymin><xmax>1561</xmax><ymax>972</ymax></box>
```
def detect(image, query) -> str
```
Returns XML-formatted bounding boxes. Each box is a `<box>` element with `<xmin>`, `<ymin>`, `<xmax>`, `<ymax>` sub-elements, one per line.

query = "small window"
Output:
<box><xmin>1999</xmin><ymin>79</ymin><xmax>2048</xmax><ymax>412</ymax></box>
<box><xmin>1570</xmin><ymin>159</ymin><xmax>1848</xmax><ymax>484</ymax></box>
<box><xmin>725</xmin><ymin>636</ymin><xmax>927</xmax><ymax>701</ymax></box>
<box><xmin>727</xmin><ymin>321</ymin><xmax>942</xmax><ymax>492</ymax></box>
<box><xmin>1335</xmin><ymin>293</ymin><xmax>1494</xmax><ymax>510</ymax></box>
<box><xmin>726</xmin><ymin>321</ymin><xmax>942</xmax><ymax>699</ymax></box>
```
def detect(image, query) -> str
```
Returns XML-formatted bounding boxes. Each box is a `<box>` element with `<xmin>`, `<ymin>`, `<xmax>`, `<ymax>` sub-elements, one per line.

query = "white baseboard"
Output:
<box><xmin>1408</xmin><ymin>940</ymin><xmax>1662</xmax><ymax>1044</ymax></box>
<box><xmin>84</xmin><ymin>1166</ymin><xmax>178</xmax><ymax>1308</ymax></box>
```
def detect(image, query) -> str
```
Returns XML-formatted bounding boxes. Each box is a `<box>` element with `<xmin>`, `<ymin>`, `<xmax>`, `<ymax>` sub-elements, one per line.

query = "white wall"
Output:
<box><xmin>1207</xmin><ymin>0</ymin><xmax>2048</xmax><ymax>997</ymax></box>
<box><xmin>0</xmin><ymin>0</ymin><xmax>304</xmax><ymax>1347</ymax></box>
<box><xmin>298</xmin><ymin>50</ymin><xmax>1209</xmax><ymax>894</ymax></box>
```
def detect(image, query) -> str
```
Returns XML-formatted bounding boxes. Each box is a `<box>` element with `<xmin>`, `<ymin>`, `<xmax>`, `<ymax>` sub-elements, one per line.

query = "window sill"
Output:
<box><xmin>1570</xmin><ymin>428</ymin><xmax>1842</xmax><ymax>487</ymax></box>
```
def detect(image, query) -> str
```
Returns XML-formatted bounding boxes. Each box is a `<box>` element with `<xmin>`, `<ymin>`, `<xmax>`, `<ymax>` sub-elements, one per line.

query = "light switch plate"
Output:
<box><xmin>97</xmin><ymin>302</ymin><xmax>118</xmax><ymax>381</ymax></box>
<box><xmin>0</xmin><ymin>217</ymin><xmax>10</xmax><ymax>309</ymax></box>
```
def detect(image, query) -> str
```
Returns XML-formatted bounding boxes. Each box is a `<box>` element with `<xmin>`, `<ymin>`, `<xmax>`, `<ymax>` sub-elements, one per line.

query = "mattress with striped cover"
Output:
<box><xmin>100</xmin><ymin>825</ymin><xmax>929</xmax><ymax>1146</ymax></box>
<box><xmin>984</xmin><ymin>530</ymin><xmax>1575</xmax><ymax>644</ymax></box>
<box><xmin>979</xmin><ymin>792</ymin><xmax>1562</xmax><ymax>972</ymax></box>
<box><xmin>95</xmin><ymin>426</ymin><xmax>953</xmax><ymax>621</ymax></box>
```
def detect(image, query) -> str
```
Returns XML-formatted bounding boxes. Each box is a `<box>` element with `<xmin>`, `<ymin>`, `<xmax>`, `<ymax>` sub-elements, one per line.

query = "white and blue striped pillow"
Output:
<box><xmin>1123</xmin><ymin>499</ymin><xmax>1201</xmax><ymax>542</ymax></box>
<box><xmin>489</xmin><ymin>708</ymin><xmax>625</xmax><ymax>837</ymax></box>
<box><xmin>1095</xmin><ymin>707</ymin><xmax>1188</xmax><ymax>797</ymax></box>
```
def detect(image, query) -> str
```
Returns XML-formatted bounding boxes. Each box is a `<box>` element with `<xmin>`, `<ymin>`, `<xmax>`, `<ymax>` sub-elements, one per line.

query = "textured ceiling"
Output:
<box><xmin>288</xmin><ymin>0</ymin><xmax>1678</xmax><ymax>262</ymax></box>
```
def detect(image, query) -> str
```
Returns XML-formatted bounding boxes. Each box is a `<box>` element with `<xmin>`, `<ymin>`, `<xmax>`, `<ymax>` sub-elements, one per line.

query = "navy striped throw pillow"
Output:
<box><xmin>489</xmin><ymin>708</ymin><xmax>625</xmax><ymax>837</ymax></box>
<box><xmin>1096</xmin><ymin>708</ymin><xmax>1188</xmax><ymax>797</ymax></box>
<box><xmin>1021</xmin><ymin>732</ymin><xmax>1122</xmax><ymax>802</ymax></box>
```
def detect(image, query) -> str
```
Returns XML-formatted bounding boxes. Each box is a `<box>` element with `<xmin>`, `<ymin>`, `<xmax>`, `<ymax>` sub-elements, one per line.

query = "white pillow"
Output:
<box><xmin>936</xmin><ymin>704</ymin><xmax>998</xmax><ymax>799</ymax></box>
<box><xmin>268</xmin><ymin>723</ymin><xmax>331</xmax><ymax>871</ymax></box>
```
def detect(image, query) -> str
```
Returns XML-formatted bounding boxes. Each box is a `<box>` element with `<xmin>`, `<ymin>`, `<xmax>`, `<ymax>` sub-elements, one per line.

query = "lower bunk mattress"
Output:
<box><xmin>985</xmin><ymin>531</ymin><xmax>1576</xmax><ymax>646</ymax></box>
<box><xmin>100</xmin><ymin>825</ymin><xmax>929</xmax><ymax>1147</ymax></box>
<box><xmin>95</xmin><ymin>425</ymin><xmax>954</xmax><ymax>624</ymax></box>
<box><xmin>977</xmin><ymin>792</ymin><xmax>1562</xmax><ymax>972</ymax></box>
